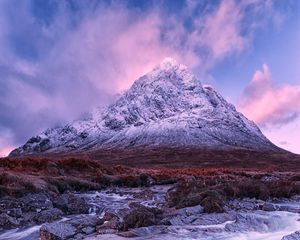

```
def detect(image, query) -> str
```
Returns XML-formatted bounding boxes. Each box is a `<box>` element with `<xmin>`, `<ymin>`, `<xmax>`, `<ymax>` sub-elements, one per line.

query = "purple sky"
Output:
<box><xmin>0</xmin><ymin>0</ymin><xmax>300</xmax><ymax>156</ymax></box>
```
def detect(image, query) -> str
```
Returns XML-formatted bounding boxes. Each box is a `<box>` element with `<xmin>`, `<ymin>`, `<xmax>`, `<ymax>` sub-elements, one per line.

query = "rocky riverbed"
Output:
<box><xmin>1</xmin><ymin>155</ymin><xmax>300</xmax><ymax>239</ymax></box>
<box><xmin>0</xmin><ymin>184</ymin><xmax>300</xmax><ymax>240</ymax></box>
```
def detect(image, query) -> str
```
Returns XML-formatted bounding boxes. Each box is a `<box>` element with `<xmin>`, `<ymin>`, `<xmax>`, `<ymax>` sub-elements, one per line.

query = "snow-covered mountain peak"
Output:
<box><xmin>160</xmin><ymin>57</ymin><xmax>179</xmax><ymax>67</ymax></box>
<box><xmin>155</xmin><ymin>57</ymin><xmax>182</xmax><ymax>71</ymax></box>
<box><xmin>101</xmin><ymin>58</ymin><xmax>209</xmax><ymax>130</ymax></box>
<box><xmin>10</xmin><ymin>59</ymin><xmax>281</xmax><ymax>156</ymax></box>
<box><xmin>147</xmin><ymin>57</ymin><xmax>201</xmax><ymax>91</ymax></box>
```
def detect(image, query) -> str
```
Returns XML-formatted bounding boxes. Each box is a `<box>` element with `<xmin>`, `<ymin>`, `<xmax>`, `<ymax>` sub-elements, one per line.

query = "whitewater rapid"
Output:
<box><xmin>0</xmin><ymin>186</ymin><xmax>299</xmax><ymax>240</ymax></box>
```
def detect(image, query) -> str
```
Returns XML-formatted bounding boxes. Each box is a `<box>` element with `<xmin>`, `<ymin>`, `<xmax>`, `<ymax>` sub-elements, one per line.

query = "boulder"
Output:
<box><xmin>120</xmin><ymin>204</ymin><xmax>162</xmax><ymax>231</ymax></box>
<box><xmin>34</xmin><ymin>208</ymin><xmax>63</xmax><ymax>223</ymax></box>
<box><xmin>133</xmin><ymin>189</ymin><xmax>155</xmax><ymax>200</ymax></box>
<box><xmin>40</xmin><ymin>222</ymin><xmax>77</xmax><ymax>240</ymax></box>
<box><xmin>201</xmin><ymin>196</ymin><xmax>224</xmax><ymax>213</ymax></box>
<box><xmin>192</xmin><ymin>212</ymin><xmax>236</xmax><ymax>226</ymax></box>
<box><xmin>121</xmin><ymin>209</ymin><xmax>155</xmax><ymax>231</ymax></box>
<box><xmin>0</xmin><ymin>213</ymin><xmax>20</xmax><ymax>229</ymax></box>
<box><xmin>53</xmin><ymin>194</ymin><xmax>89</xmax><ymax>214</ymax></box>
<box><xmin>5</xmin><ymin>207</ymin><xmax>23</xmax><ymax>218</ymax></box>
<box><xmin>67</xmin><ymin>214</ymin><xmax>100</xmax><ymax>233</ymax></box>
<box><xmin>96</xmin><ymin>212</ymin><xmax>120</xmax><ymax>234</ymax></box>
<box><xmin>21</xmin><ymin>193</ymin><xmax>53</xmax><ymax>212</ymax></box>
<box><xmin>262</xmin><ymin>202</ymin><xmax>276</xmax><ymax>211</ymax></box>
<box><xmin>282</xmin><ymin>231</ymin><xmax>300</xmax><ymax>240</ymax></box>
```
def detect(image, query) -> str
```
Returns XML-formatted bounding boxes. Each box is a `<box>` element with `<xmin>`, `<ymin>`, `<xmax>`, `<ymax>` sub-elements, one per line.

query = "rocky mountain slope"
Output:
<box><xmin>10</xmin><ymin>58</ymin><xmax>280</xmax><ymax>156</ymax></box>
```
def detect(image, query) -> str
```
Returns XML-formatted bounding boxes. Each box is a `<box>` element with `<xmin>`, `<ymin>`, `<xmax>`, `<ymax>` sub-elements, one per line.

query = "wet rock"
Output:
<box><xmin>102</xmin><ymin>212</ymin><xmax>119</xmax><ymax>222</ymax></box>
<box><xmin>161</xmin><ymin>214</ymin><xmax>188</xmax><ymax>226</ymax></box>
<box><xmin>21</xmin><ymin>211</ymin><xmax>38</xmax><ymax>225</ymax></box>
<box><xmin>201</xmin><ymin>192</ymin><xmax>224</xmax><ymax>213</ymax></box>
<box><xmin>84</xmin><ymin>235</ymin><xmax>125</xmax><ymax>240</ymax></box>
<box><xmin>190</xmin><ymin>212</ymin><xmax>236</xmax><ymax>226</ymax></box>
<box><xmin>120</xmin><ymin>204</ymin><xmax>162</xmax><ymax>231</ymax></box>
<box><xmin>122</xmin><ymin>225</ymin><xmax>169</xmax><ymax>237</ymax></box>
<box><xmin>40</xmin><ymin>222</ymin><xmax>77</xmax><ymax>240</ymax></box>
<box><xmin>39</xmin><ymin>214</ymin><xmax>100</xmax><ymax>239</ymax></box>
<box><xmin>262</xmin><ymin>202</ymin><xmax>277</xmax><ymax>211</ymax></box>
<box><xmin>226</xmin><ymin>198</ymin><xmax>262</xmax><ymax>211</ymax></box>
<box><xmin>5</xmin><ymin>207</ymin><xmax>23</xmax><ymax>218</ymax></box>
<box><xmin>0</xmin><ymin>198</ymin><xmax>24</xmax><ymax>213</ymax></box>
<box><xmin>17</xmin><ymin>207</ymin><xmax>63</xmax><ymax>226</ymax></box>
<box><xmin>21</xmin><ymin>193</ymin><xmax>53</xmax><ymax>212</ymax></box>
<box><xmin>96</xmin><ymin>212</ymin><xmax>120</xmax><ymax>234</ymax></box>
<box><xmin>177</xmin><ymin>205</ymin><xmax>204</xmax><ymax>216</ymax></box>
<box><xmin>34</xmin><ymin>208</ymin><xmax>63</xmax><ymax>224</ymax></box>
<box><xmin>160</xmin><ymin>206</ymin><xmax>203</xmax><ymax>226</ymax></box>
<box><xmin>117</xmin><ymin>231</ymin><xmax>139</xmax><ymax>237</ymax></box>
<box><xmin>177</xmin><ymin>193</ymin><xmax>203</xmax><ymax>208</ymax></box>
<box><xmin>82</xmin><ymin>226</ymin><xmax>95</xmax><ymax>235</ymax></box>
<box><xmin>133</xmin><ymin>189</ymin><xmax>155</xmax><ymax>200</ymax></box>
<box><xmin>73</xmin><ymin>233</ymin><xmax>86</xmax><ymax>239</ymax></box>
<box><xmin>122</xmin><ymin>210</ymin><xmax>155</xmax><ymax>229</ymax></box>
<box><xmin>0</xmin><ymin>213</ymin><xmax>20</xmax><ymax>229</ymax></box>
<box><xmin>282</xmin><ymin>231</ymin><xmax>300</xmax><ymax>240</ymax></box>
<box><xmin>53</xmin><ymin>194</ymin><xmax>89</xmax><ymax>214</ymax></box>
<box><xmin>67</xmin><ymin>214</ymin><xmax>100</xmax><ymax>233</ymax></box>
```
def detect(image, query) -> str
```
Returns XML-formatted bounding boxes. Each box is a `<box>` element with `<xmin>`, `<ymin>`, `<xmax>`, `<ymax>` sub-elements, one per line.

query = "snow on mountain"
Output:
<box><xmin>10</xmin><ymin>58</ymin><xmax>280</xmax><ymax>156</ymax></box>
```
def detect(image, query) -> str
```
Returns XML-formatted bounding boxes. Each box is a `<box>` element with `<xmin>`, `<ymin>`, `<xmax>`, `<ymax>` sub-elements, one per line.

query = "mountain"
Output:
<box><xmin>10</xmin><ymin>58</ymin><xmax>280</xmax><ymax>156</ymax></box>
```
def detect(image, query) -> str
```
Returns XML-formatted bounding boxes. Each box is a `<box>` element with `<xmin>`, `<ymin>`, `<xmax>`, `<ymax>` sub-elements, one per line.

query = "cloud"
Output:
<box><xmin>0</xmin><ymin>0</ymin><xmax>287</xmax><ymax>153</ymax></box>
<box><xmin>194</xmin><ymin>0</ymin><xmax>246</xmax><ymax>62</ymax></box>
<box><xmin>239</xmin><ymin>64</ymin><xmax>300</xmax><ymax>127</ymax></box>
<box><xmin>0</xmin><ymin>129</ymin><xmax>14</xmax><ymax>157</ymax></box>
<box><xmin>262</xmin><ymin>117</ymin><xmax>300</xmax><ymax>154</ymax></box>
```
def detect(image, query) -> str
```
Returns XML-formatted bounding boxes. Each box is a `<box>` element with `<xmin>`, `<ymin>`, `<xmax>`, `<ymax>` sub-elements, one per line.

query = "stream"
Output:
<box><xmin>0</xmin><ymin>185</ymin><xmax>299</xmax><ymax>240</ymax></box>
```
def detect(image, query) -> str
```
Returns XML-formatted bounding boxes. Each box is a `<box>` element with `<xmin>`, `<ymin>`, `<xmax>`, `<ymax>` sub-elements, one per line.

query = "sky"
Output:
<box><xmin>0</xmin><ymin>0</ymin><xmax>299</xmax><ymax>156</ymax></box>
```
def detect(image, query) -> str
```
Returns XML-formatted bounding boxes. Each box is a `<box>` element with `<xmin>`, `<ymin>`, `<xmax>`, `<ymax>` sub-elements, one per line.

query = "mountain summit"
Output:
<box><xmin>10</xmin><ymin>58</ymin><xmax>280</xmax><ymax>156</ymax></box>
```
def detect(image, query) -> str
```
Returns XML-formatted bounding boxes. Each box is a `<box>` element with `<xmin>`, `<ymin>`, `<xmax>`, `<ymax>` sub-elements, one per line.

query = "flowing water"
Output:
<box><xmin>0</xmin><ymin>186</ymin><xmax>299</xmax><ymax>240</ymax></box>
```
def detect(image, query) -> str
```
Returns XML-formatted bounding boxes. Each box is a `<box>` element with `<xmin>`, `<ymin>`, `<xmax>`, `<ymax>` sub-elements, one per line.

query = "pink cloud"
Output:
<box><xmin>0</xmin><ymin>132</ymin><xmax>14</xmax><ymax>157</ymax></box>
<box><xmin>0</xmin><ymin>0</ymin><xmax>287</xmax><ymax>153</ymax></box>
<box><xmin>262</xmin><ymin>118</ymin><xmax>300</xmax><ymax>154</ymax></box>
<box><xmin>239</xmin><ymin>64</ymin><xmax>300</xmax><ymax>126</ymax></box>
<box><xmin>181</xmin><ymin>0</ymin><xmax>248</xmax><ymax>71</ymax></box>
<box><xmin>0</xmin><ymin>146</ymin><xmax>13</xmax><ymax>157</ymax></box>
<box><xmin>199</xmin><ymin>0</ymin><xmax>246</xmax><ymax>60</ymax></box>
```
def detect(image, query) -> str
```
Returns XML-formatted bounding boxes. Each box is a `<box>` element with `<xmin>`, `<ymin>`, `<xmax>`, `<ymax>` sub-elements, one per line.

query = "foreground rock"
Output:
<box><xmin>53</xmin><ymin>194</ymin><xmax>90</xmax><ymax>214</ymax></box>
<box><xmin>282</xmin><ymin>231</ymin><xmax>300</xmax><ymax>240</ymax></box>
<box><xmin>0</xmin><ymin>192</ymin><xmax>92</xmax><ymax>233</ymax></box>
<box><xmin>96</xmin><ymin>212</ymin><xmax>120</xmax><ymax>234</ymax></box>
<box><xmin>33</xmin><ymin>208</ymin><xmax>63</xmax><ymax>224</ymax></box>
<box><xmin>40</xmin><ymin>222</ymin><xmax>77</xmax><ymax>240</ymax></box>
<box><xmin>0</xmin><ymin>213</ymin><xmax>20</xmax><ymax>229</ymax></box>
<box><xmin>40</xmin><ymin>215</ymin><xmax>100</xmax><ymax>240</ymax></box>
<box><xmin>120</xmin><ymin>203</ymin><xmax>163</xmax><ymax>231</ymax></box>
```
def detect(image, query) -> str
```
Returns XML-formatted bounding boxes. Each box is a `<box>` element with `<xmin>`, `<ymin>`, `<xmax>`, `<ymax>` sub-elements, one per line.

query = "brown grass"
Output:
<box><xmin>0</xmin><ymin>148</ymin><xmax>299</xmax><ymax>199</ymax></box>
